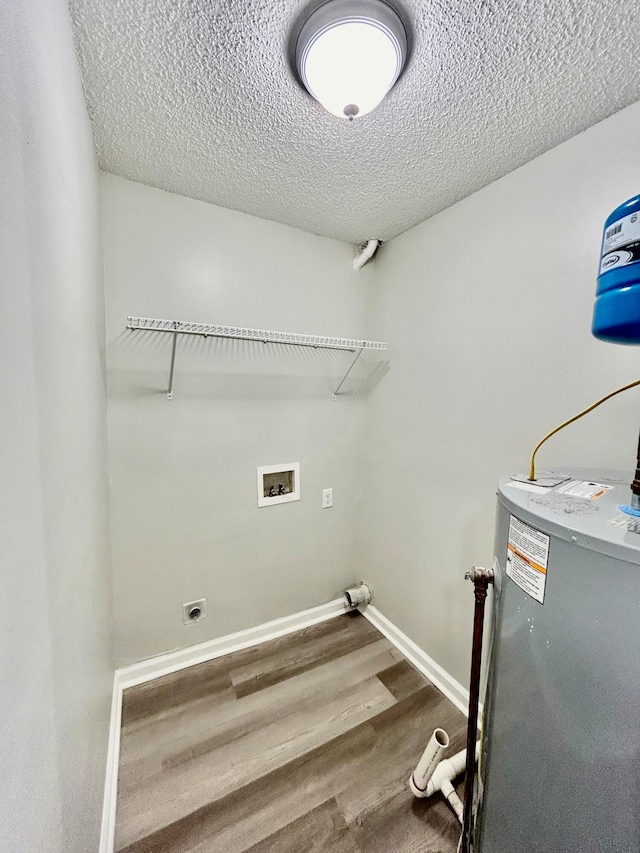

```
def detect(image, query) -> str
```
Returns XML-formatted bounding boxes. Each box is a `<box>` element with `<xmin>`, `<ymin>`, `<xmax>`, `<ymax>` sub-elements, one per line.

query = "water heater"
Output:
<box><xmin>477</xmin><ymin>470</ymin><xmax>640</xmax><ymax>852</ymax></box>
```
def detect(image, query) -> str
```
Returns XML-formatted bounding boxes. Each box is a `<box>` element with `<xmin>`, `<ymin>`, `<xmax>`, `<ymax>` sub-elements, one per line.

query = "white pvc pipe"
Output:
<box><xmin>409</xmin><ymin>728</ymin><xmax>450</xmax><ymax>796</ymax></box>
<box><xmin>425</xmin><ymin>742</ymin><xmax>478</xmax><ymax>797</ymax></box>
<box><xmin>441</xmin><ymin>778</ymin><xmax>464</xmax><ymax>823</ymax></box>
<box><xmin>353</xmin><ymin>239</ymin><xmax>380</xmax><ymax>270</ymax></box>
<box><xmin>410</xmin><ymin>741</ymin><xmax>480</xmax><ymax>800</ymax></box>
<box><xmin>344</xmin><ymin>583</ymin><xmax>372</xmax><ymax>607</ymax></box>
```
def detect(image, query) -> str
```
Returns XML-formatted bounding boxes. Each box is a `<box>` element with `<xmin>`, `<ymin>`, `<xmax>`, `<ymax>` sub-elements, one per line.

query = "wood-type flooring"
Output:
<box><xmin>116</xmin><ymin>611</ymin><xmax>467</xmax><ymax>852</ymax></box>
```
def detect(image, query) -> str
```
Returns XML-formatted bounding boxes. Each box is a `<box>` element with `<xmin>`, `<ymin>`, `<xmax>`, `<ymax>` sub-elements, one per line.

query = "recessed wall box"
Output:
<box><xmin>183</xmin><ymin>599</ymin><xmax>207</xmax><ymax>624</ymax></box>
<box><xmin>257</xmin><ymin>462</ymin><xmax>300</xmax><ymax>507</ymax></box>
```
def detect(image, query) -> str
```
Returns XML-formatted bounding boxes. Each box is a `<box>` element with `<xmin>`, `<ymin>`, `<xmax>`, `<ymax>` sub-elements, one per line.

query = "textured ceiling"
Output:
<box><xmin>70</xmin><ymin>0</ymin><xmax>640</xmax><ymax>243</ymax></box>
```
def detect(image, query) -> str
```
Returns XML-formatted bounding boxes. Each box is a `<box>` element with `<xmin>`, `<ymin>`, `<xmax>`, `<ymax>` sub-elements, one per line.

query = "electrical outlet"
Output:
<box><xmin>183</xmin><ymin>599</ymin><xmax>207</xmax><ymax>624</ymax></box>
<box><xmin>323</xmin><ymin>488</ymin><xmax>333</xmax><ymax>508</ymax></box>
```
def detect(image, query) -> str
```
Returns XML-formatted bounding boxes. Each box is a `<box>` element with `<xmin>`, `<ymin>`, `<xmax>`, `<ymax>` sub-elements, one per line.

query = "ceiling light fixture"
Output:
<box><xmin>295</xmin><ymin>0</ymin><xmax>408</xmax><ymax>120</ymax></box>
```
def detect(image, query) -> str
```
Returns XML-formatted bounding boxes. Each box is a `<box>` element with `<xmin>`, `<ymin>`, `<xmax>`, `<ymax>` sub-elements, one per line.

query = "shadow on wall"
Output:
<box><xmin>108</xmin><ymin>329</ymin><xmax>390</xmax><ymax>401</ymax></box>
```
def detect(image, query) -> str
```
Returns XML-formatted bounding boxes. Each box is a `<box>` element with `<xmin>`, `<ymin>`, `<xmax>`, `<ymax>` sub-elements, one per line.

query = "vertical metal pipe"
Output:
<box><xmin>167</xmin><ymin>326</ymin><xmax>178</xmax><ymax>400</ymax></box>
<box><xmin>461</xmin><ymin>567</ymin><xmax>494</xmax><ymax>853</ymax></box>
<box><xmin>630</xmin><ymin>427</ymin><xmax>640</xmax><ymax>508</ymax></box>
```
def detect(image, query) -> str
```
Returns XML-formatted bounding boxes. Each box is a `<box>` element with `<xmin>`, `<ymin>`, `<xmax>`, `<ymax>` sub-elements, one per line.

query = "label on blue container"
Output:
<box><xmin>600</xmin><ymin>210</ymin><xmax>640</xmax><ymax>273</ymax></box>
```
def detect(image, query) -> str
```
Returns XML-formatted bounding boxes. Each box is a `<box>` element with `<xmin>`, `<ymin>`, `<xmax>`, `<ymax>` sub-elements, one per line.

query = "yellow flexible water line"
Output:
<box><xmin>529</xmin><ymin>379</ymin><xmax>640</xmax><ymax>481</ymax></box>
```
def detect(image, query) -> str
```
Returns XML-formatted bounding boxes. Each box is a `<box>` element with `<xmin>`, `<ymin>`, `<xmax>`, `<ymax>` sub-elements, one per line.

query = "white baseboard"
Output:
<box><xmin>359</xmin><ymin>604</ymin><xmax>471</xmax><ymax>717</ymax></box>
<box><xmin>118</xmin><ymin>598</ymin><xmax>349</xmax><ymax>690</ymax></box>
<box><xmin>99</xmin><ymin>672</ymin><xmax>123</xmax><ymax>853</ymax></box>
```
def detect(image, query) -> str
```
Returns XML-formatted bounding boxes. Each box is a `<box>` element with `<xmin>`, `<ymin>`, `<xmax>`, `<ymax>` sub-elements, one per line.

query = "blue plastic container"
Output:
<box><xmin>592</xmin><ymin>194</ymin><xmax>640</xmax><ymax>344</ymax></box>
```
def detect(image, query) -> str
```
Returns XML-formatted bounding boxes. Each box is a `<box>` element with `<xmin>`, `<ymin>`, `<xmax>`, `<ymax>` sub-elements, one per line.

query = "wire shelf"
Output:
<box><xmin>126</xmin><ymin>316</ymin><xmax>388</xmax><ymax>399</ymax></box>
<box><xmin>127</xmin><ymin>317</ymin><xmax>387</xmax><ymax>352</ymax></box>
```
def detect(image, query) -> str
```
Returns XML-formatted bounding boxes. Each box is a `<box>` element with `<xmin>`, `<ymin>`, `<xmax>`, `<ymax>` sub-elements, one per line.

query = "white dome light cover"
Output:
<box><xmin>295</xmin><ymin>0</ymin><xmax>408</xmax><ymax>120</ymax></box>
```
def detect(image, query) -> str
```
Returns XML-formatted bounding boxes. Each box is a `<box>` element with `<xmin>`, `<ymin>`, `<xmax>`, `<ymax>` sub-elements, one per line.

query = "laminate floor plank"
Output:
<box><xmin>115</xmin><ymin>612</ymin><xmax>466</xmax><ymax>853</ymax></box>
<box><xmin>244</xmin><ymin>799</ymin><xmax>361</xmax><ymax>853</ymax></box>
<box><xmin>119</xmin><ymin>640</ymin><xmax>400</xmax><ymax>788</ymax></box>
<box><xmin>377</xmin><ymin>659</ymin><xmax>433</xmax><ymax>701</ymax></box>
<box><xmin>335</xmin><ymin>688</ymin><xmax>466</xmax><ymax>827</ymax></box>
<box><xmin>229</xmin><ymin>619</ymin><xmax>383</xmax><ymax>699</ymax></box>
<box><xmin>349</xmin><ymin>788</ymin><xmax>463</xmax><ymax>853</ymax></box>
<box><xmin>118</xmin><ymin>717</ymin><xmax>381</xmax><ymax>853</ymax></box>
<box><xmin>118</xmin><ymin>689</ymin><xmax>465</xmax><ymax>853</ymax></box>
<box><xmin>116</xmin><ymin>676</ymin><xmax>397</xmax><ymax>849</ymax></box>
<box><xmin>122</xmin><ymin>614</ymin><xmax>366</xmax><ymax>728</ymax></box>
<box><xmin>121</xmin><ymin>667</ymin><xmax>235</xmax><ymax>730</ymax></box>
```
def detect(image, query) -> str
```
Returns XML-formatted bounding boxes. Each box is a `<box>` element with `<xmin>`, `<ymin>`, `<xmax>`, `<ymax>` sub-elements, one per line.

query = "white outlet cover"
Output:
<box><xmin>323</xmin><ymin>488</ymin><xmax>333</xmax><ymax>508</ymax></box>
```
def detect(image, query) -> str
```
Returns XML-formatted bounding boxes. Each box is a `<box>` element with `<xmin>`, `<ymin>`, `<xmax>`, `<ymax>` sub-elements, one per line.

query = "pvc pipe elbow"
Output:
<box><xmin>353</xmin><ymin>239</ymin><xmax>381</xmax><ymax>270</ymax></box>
<box><xmin>426</xmin><ymin>752</ymin><xmax>465</xmax><ymax>797</ymax></box>
<box><xmin>425</xmin><ymin>741</ymin><xmax>480</xmax><ymax>797</ymax></box>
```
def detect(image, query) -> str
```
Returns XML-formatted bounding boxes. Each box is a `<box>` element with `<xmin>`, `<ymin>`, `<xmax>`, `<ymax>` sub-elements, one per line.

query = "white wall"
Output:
<box><xmin>361</xmin><ymin>100</ymin><xmax>640</xmax><ymax>686</ymax></box>
<box><xmin>102</xmin><ymin>174</ymin><xmax>375</xmax><ymax>665</ymax></box>
<box><xmin>0</xmin><ymin>2</ymin><xmax>112</xmax><ymax>852</ymax></box>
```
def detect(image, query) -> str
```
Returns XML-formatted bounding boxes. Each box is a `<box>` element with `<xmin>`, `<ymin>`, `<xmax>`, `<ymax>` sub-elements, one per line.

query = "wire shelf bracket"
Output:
<box><xmin>126</xmin><ymin>316</ymin><xmax>388</xmax><ymax>400</ymax></box>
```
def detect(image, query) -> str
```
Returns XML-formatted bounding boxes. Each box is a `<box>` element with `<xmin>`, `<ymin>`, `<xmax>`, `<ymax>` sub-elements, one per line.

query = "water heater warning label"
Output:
<box><xmin>556</xmin><ymin>480</ymin><xmax>613</xmax><ymax>500</ymax></box>
<box><xmin>506</xmin><ymin>515</ymin><xmax>549</xmax><ymax>604</ymax></box>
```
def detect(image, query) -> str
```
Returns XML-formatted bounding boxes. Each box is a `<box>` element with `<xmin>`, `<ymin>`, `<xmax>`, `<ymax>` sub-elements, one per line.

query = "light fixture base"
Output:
<box><xmin>294</xmin><ymin>0</ymin><xmax>408</xmax><ymax>120</ymax></box>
